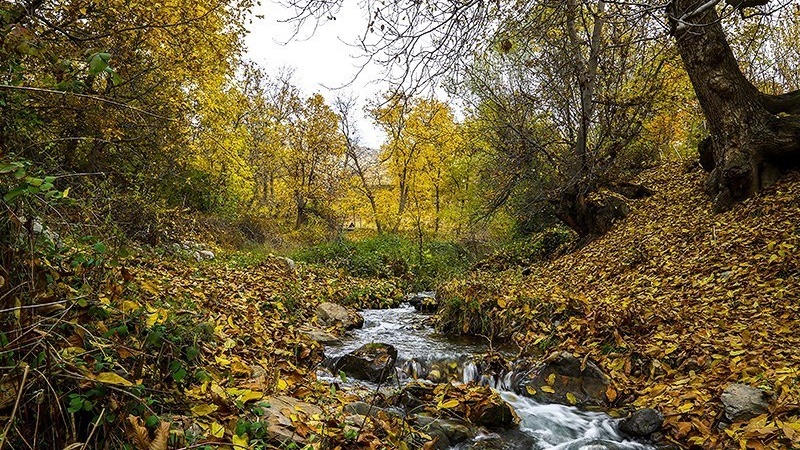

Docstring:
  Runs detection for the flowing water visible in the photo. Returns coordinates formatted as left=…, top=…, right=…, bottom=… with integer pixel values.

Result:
left=325, top=305, right=653, bottom=450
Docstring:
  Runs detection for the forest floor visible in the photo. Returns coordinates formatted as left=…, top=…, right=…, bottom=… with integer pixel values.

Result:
left=4, top=160, right=800, bottom=450
left=438, top=160, right=800, bottom=449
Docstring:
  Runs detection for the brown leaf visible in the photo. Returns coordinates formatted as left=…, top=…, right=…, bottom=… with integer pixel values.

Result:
left=605, top=385, right=617, bottom=403
left=149, top=421, right=170, bottom=450
left=125, top=416, right=150, bottom=450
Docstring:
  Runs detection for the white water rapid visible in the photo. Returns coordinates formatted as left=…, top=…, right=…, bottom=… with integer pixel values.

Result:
left=326, top=305, right=655, bottom=450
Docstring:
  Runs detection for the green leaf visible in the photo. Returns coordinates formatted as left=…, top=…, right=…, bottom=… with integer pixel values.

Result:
left=185, top=346, right=199, bottom=360
left=3, top=186, right=27, bottom=202
left=93, top=242, right=107, bottom=253
left=88, top=52, right=111, bottom=76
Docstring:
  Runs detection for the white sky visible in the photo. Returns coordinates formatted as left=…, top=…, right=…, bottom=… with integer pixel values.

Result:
left=243, top=1, right=388, bottom=149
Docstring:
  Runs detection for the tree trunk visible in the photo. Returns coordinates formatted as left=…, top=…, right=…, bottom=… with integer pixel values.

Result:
left=669, top=0, right=800, bottom=210
left=551, top=184, right=629, bottom=238
left=295, top=194, right=308, bottom=229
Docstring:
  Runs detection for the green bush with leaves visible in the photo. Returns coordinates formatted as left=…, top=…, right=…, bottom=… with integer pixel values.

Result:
left=292, top=233, right=476, bottom=291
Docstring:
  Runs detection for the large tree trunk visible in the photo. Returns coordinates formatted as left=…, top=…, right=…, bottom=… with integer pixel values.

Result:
left=551, top=183, right=630, bottom=238
left=669, top=0, right=800, bottom=210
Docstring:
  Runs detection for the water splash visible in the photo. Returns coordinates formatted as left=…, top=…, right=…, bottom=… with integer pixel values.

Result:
left=326, top=305, right=654, bottom=450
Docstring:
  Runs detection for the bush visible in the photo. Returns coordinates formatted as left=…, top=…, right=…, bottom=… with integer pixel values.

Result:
left=291, top=233, right=476, bottom=291
left=473, top=228, right=574, bottom=271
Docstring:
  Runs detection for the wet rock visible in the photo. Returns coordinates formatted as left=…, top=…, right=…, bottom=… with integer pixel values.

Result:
left=251, top=396, right=323, bottom=446
left=317, top=302, right=364, bottom=330
left=511, top=352, right=611, bottom=407
left=416, top=416, right=473, bottom=448
left=458, top=430, right=537, bottom=450
left=618, top=408, right=663, bottom=437
left=343, top=401, right=388, bottom=418
left=408, top=291, right=437, bottom=312
left=333, top=343, right=398, bottom=383
left=721, top=383, right=769, bottom=422
left=467, top=394, right=516, bottom=428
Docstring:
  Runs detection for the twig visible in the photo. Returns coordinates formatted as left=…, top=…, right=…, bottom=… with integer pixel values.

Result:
left=0, top=85, right=175, bottom=120
left=80, top=407, right=106, bottom=450
left=0, top=364, right=30, bottom=450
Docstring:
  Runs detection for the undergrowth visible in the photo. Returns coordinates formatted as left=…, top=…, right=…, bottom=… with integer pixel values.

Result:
left=292, top=233, right=477, bottom=291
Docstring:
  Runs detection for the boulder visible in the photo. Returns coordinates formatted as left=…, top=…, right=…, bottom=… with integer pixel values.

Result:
left=618, top=408, right=663, bottom=437
left=511, top=352, right=611, bottom=407
left=333, top=343, right=398, bottom=383
left=416, top=416, right=473, bottom=449
left=251, top=396, right=323, bottom=446
left=317, top=302, right=364, bottom=330
left=467, top=392, right=516, bottom=428
left=721, top=383, right=769, bottom=422
left=408, top=291, right=437, bottom=312
left=459, top=430, right=538, bottom=450
left=301, top=327, right=341, bottom=345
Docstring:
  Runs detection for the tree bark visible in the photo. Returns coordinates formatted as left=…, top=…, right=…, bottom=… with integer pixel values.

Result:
left=669, top=0, right=800, bottom=210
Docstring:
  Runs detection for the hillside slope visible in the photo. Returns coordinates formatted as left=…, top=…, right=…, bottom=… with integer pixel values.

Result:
left=439, top=161, right=800, bottom=448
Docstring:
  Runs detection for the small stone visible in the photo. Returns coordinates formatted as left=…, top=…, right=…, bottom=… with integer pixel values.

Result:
left=618, top=408, right=663, bottom=437
left=721, top=383, right=769, bottom=422
left=317, top=302, right=364, bottom=330
left=301, top=328, right=341, bottom=345
left=198, top=250, right=215, bottom=260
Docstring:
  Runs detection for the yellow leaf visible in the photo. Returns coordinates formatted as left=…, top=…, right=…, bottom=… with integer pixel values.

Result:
left=209, top=421, right=225, bottom=438
left=140, top=281, right=159, bottom=296
left=497, top=298, right=507, bottom=308
left=438, top=399, right=459, bottom=409
left=526, top=385, right=537, bottom=395
left=232, top=433, right=250, bottom=448
left=121, top=300, right=141, bottom=313
left=191, top=403, right=218, bottom=417
left=546, top=373, right=556, bottom=385
left=677, top=402, right=695, bottom=413
left=215, top=355, right=231, bottom=366
left=241, top=391, right=263, bottom=403
left=540, top=385, right=555, bottom=394
left=150, top=422, right=170, bottom=450
left=276, top=379, right=289, bottom=391
left=95, top=372, right=133, bottom=386
left=566, top=392, right=577, bottom=405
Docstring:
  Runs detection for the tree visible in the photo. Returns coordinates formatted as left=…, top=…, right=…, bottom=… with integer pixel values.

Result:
left=333, top=94, right=385, bottom=233
left=372, top=94, right=463, bottom=234
left=282, top=93, right=347, bottom=230
left=283, top=0, right=800, bottom=217
left=667, top=0, right=800, bottom=210
left=457, top=1, right=670, bottom=236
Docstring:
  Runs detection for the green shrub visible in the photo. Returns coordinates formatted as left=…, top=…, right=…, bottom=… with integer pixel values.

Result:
left=473, top=228, right=574, bottom=271
left=291, top=233, right=476, bottom=291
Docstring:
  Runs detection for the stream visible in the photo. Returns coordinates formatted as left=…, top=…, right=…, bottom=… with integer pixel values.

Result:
left=324, top=305, right=654, bottom=450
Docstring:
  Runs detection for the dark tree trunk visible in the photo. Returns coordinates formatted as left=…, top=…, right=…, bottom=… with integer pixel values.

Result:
left=669, top=0, right=800, bottom=210
left=551, top=184, right=630, bottom=238
left=295, top=194, right=308, bottom=229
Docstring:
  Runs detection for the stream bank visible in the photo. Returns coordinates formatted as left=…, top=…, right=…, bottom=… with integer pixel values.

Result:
left=319, top=305, right=663, bottom=450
